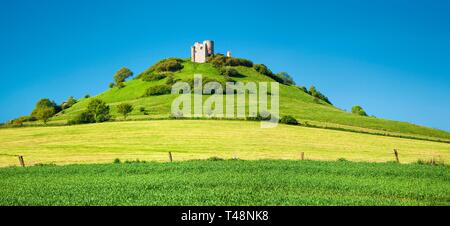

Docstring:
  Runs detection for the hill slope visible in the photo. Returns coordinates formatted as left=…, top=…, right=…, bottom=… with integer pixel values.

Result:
left=50, top=59, right=450, bottom=141
left=0, top=120, right=449, bottom=167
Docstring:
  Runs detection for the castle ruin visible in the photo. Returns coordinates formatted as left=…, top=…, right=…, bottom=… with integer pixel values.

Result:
left=191, top=40, right=214, bottom=63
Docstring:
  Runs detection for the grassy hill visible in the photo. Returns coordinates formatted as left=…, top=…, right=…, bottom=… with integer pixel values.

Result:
left=1, top=58, right=449, bottom=206
left=46, top=59, right=450, bottom=141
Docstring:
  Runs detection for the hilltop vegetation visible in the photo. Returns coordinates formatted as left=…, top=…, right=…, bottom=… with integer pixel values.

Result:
left=6, top=57, right=450, bottom=141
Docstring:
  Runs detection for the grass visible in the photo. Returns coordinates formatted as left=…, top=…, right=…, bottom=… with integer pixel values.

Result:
left=43, top=60, right=450, bottom=141
left=0, top=120, right=449, bottom=167
left=0, top=160, right=448, bottom=206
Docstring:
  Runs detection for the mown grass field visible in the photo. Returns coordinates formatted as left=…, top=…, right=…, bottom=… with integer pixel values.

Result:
left=0, top=120, right=449, bottom=167
left=0, top=160, right=448, bottom=206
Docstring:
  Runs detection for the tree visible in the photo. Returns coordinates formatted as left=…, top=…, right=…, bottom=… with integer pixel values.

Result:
left=31, top=98, right=60, bottom=120
left=69, top=99, right=111, bottom=125
left=62, top=96, right=77, bottom=110
left=117, top=103, right=133, bottom=119
left=113, top=67, right=133, bottom=88
left=309, top=86, right=318, bottom=96
left=75, top=111, right=95, bottom=124
left=309, top=86, right=332, bottom=105
left=66, top=96, right=77, bottom=106
left=351, top=105, right=368, bottom=116
left=253, top=64, right=272, bottom=76
left=35, top=107, right=55, bottom=124
left=86, top=99, right=111, bottom=122
left=276, top=72, right=296, bottom=85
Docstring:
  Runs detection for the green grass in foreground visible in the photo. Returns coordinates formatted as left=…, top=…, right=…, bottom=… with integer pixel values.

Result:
left=0, top=160, right=448, bottom=206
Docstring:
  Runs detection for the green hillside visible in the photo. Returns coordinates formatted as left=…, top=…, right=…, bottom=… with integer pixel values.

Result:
left=46, top=58, right=449, bottom=141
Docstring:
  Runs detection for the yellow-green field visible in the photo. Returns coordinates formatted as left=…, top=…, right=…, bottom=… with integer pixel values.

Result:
left=0, top=120, right=449, bottom=167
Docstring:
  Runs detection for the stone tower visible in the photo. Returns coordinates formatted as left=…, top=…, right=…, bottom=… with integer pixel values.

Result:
left=191, top=40, right=214, bottom=63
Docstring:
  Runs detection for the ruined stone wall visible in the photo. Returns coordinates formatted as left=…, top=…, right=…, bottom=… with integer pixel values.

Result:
left=191, top=40, right=214, bottom=63
left=192, top=42, right=207, bottom=63
left=204, top=40, right=214, bottom=56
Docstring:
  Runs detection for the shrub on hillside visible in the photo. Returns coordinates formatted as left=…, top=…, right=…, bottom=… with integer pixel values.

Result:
left=61, top=96, right=77, bottom=110
left=209, top=54, right=226, bottom=68
left=275, top=72, right=296, bottom=86
left=279, top=115, right=299, bottom=125
left=309, top=86, right=332, bottom=105
left=31, top=98, right=61, bottom=124
left=86, top=99, right=111, bottom=123
left=150, top=58, right=184, bottom=72
left=113, top=67, right=133, bottom=88
left=351, top=105, right=368, bottom=116
left=136, top=58, right=183, bottom=81
left=69, top=99, right=111, bottom=125
left=253, top=64, right=287, bottom=84
left=246, top=111, right=273, bottom=121
left=36, top=107, right=56, bottom=124
left=253, top=64, right=272, bottom=75
left=226, top=57, right=253, bottom=67
left=220, top=67, right=241, bottom=77
left=141, top=73, right=169, bottom=82
left=208, top=55, right=253, bottom=68
left=69, top=111, right=95, bottom=125
left=143, top=85, right=172, bottom=96
left=117, top=103, right=134, bottom=119
left=31, top=99, right=60, bottom=117
left=9, top=116, right=37, bottom=126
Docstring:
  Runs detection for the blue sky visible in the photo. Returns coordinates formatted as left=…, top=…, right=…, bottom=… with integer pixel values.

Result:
left=0, top=0, right=449, bottom=131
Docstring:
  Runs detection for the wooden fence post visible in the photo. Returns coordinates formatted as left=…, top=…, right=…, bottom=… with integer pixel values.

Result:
left=168, top=152, right=173, bottom=162
left=301, top=152, right=305, bottom=161
left=393, top=149, right=399, bottom=163
left=18, top=156, right=25, bottom=167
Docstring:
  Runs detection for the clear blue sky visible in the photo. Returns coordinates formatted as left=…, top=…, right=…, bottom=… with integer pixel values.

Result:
left=1, top=0, right=449, bottom=131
